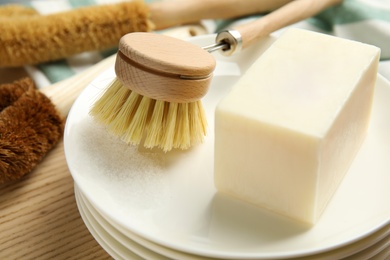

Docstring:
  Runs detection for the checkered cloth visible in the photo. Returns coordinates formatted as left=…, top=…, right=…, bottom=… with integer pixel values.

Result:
left=12, top=0, right=390, bottom=86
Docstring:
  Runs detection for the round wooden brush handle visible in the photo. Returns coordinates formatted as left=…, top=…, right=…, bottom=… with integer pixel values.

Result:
left=232, top=0, right=343, bottom=50
left=149, top=0, right=293, bottom=30
left=116, top=33, right=216, bottom=103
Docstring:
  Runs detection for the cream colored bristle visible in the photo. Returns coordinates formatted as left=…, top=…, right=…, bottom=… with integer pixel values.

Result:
left=90, top=79, right=208, bottom=152
left=174, top=103, right=190, bottom=150
left=122, top=96, right=152, bottom=145
left=108, top=90, right=142, bottom=136
left=144, top=100, right=164, bottom=148
left=191, top=100, right=207, bottom=144
left=160, top=102, right=178, bottom=151
left=90, top=78, right=129, bottom=124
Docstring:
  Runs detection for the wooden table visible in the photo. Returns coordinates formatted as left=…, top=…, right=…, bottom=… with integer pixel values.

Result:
left=0, top=63, right=113, bottom=259
left=0, top=140, right=111, bottom=259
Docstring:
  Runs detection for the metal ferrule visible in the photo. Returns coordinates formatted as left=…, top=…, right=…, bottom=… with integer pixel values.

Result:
left=215, top=29, right=243, bottom=56
left=202, top=29, right=243, bottom=56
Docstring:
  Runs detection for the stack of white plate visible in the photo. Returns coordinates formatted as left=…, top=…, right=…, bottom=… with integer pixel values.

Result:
left=65, top=35, right=390, bottom=260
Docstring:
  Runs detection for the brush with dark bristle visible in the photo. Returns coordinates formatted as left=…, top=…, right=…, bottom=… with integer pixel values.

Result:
left=0, top=78, right=64, bottom=183
left=90, top=33, right=216, bottom=152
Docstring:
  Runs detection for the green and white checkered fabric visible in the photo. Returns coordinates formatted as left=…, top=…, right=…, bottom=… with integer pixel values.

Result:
left=8, top=0, right=390, bottom=86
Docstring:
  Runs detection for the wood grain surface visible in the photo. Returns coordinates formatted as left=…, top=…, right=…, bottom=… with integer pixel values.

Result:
left=116, top=32, right=215, bottom=103
left=0, top=141, right=111, bottom=259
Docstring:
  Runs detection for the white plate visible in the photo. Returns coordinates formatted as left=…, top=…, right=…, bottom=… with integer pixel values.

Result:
left=74, top=185, right=142, bottom=260
left=75, top=184, right=202, bottom=260
left=65, top=34, right=390, bottom=259
left=76, top=183, right=390, bottom=260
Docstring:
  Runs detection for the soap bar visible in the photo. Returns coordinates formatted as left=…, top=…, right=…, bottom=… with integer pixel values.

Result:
left=214, top=28, right=380, bottom=224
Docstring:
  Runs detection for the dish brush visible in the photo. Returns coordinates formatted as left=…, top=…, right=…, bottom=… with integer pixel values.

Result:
left=90, top=0, right=342, bottom=152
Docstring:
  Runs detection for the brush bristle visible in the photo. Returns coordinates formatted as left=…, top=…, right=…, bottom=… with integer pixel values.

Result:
left=90, top=78, right=207, bottom=152
left=0, top=78, right=64, bottom=184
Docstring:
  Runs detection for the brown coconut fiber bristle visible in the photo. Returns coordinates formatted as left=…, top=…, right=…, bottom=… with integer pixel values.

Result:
left=0, top=4, right=39, bottom=17
left=0, top=78, right=64, bottom=184
left=0, top=1, right=152, bottom=67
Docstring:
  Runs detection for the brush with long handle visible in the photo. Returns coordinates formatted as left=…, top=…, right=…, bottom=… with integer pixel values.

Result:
left=0, top=0, right=292, bottom=68
left=90, top=0, right=343, bottom=152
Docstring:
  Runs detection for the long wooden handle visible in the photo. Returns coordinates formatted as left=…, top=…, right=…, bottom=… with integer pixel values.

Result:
left=234, top=0, right=343, bottom=49
left=149, top=0, right=293, bottom=30
left=40, top=55, right=116, bottom=117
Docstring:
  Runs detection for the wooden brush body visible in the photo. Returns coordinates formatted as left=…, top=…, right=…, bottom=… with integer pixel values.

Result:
left=116, top=33, right=216, bottom=103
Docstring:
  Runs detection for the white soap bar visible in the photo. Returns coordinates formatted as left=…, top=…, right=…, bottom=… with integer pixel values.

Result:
left=214, top=28, right=380, bottom=224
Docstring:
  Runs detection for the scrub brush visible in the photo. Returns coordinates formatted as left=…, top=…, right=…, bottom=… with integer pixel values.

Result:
left=90, top=0, right=342, bottom=152
left=0, top=55, right=115, bottom=184
left=0, top=78, right=64, bottom=183
left=91, top=33, right=215, bottom=152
